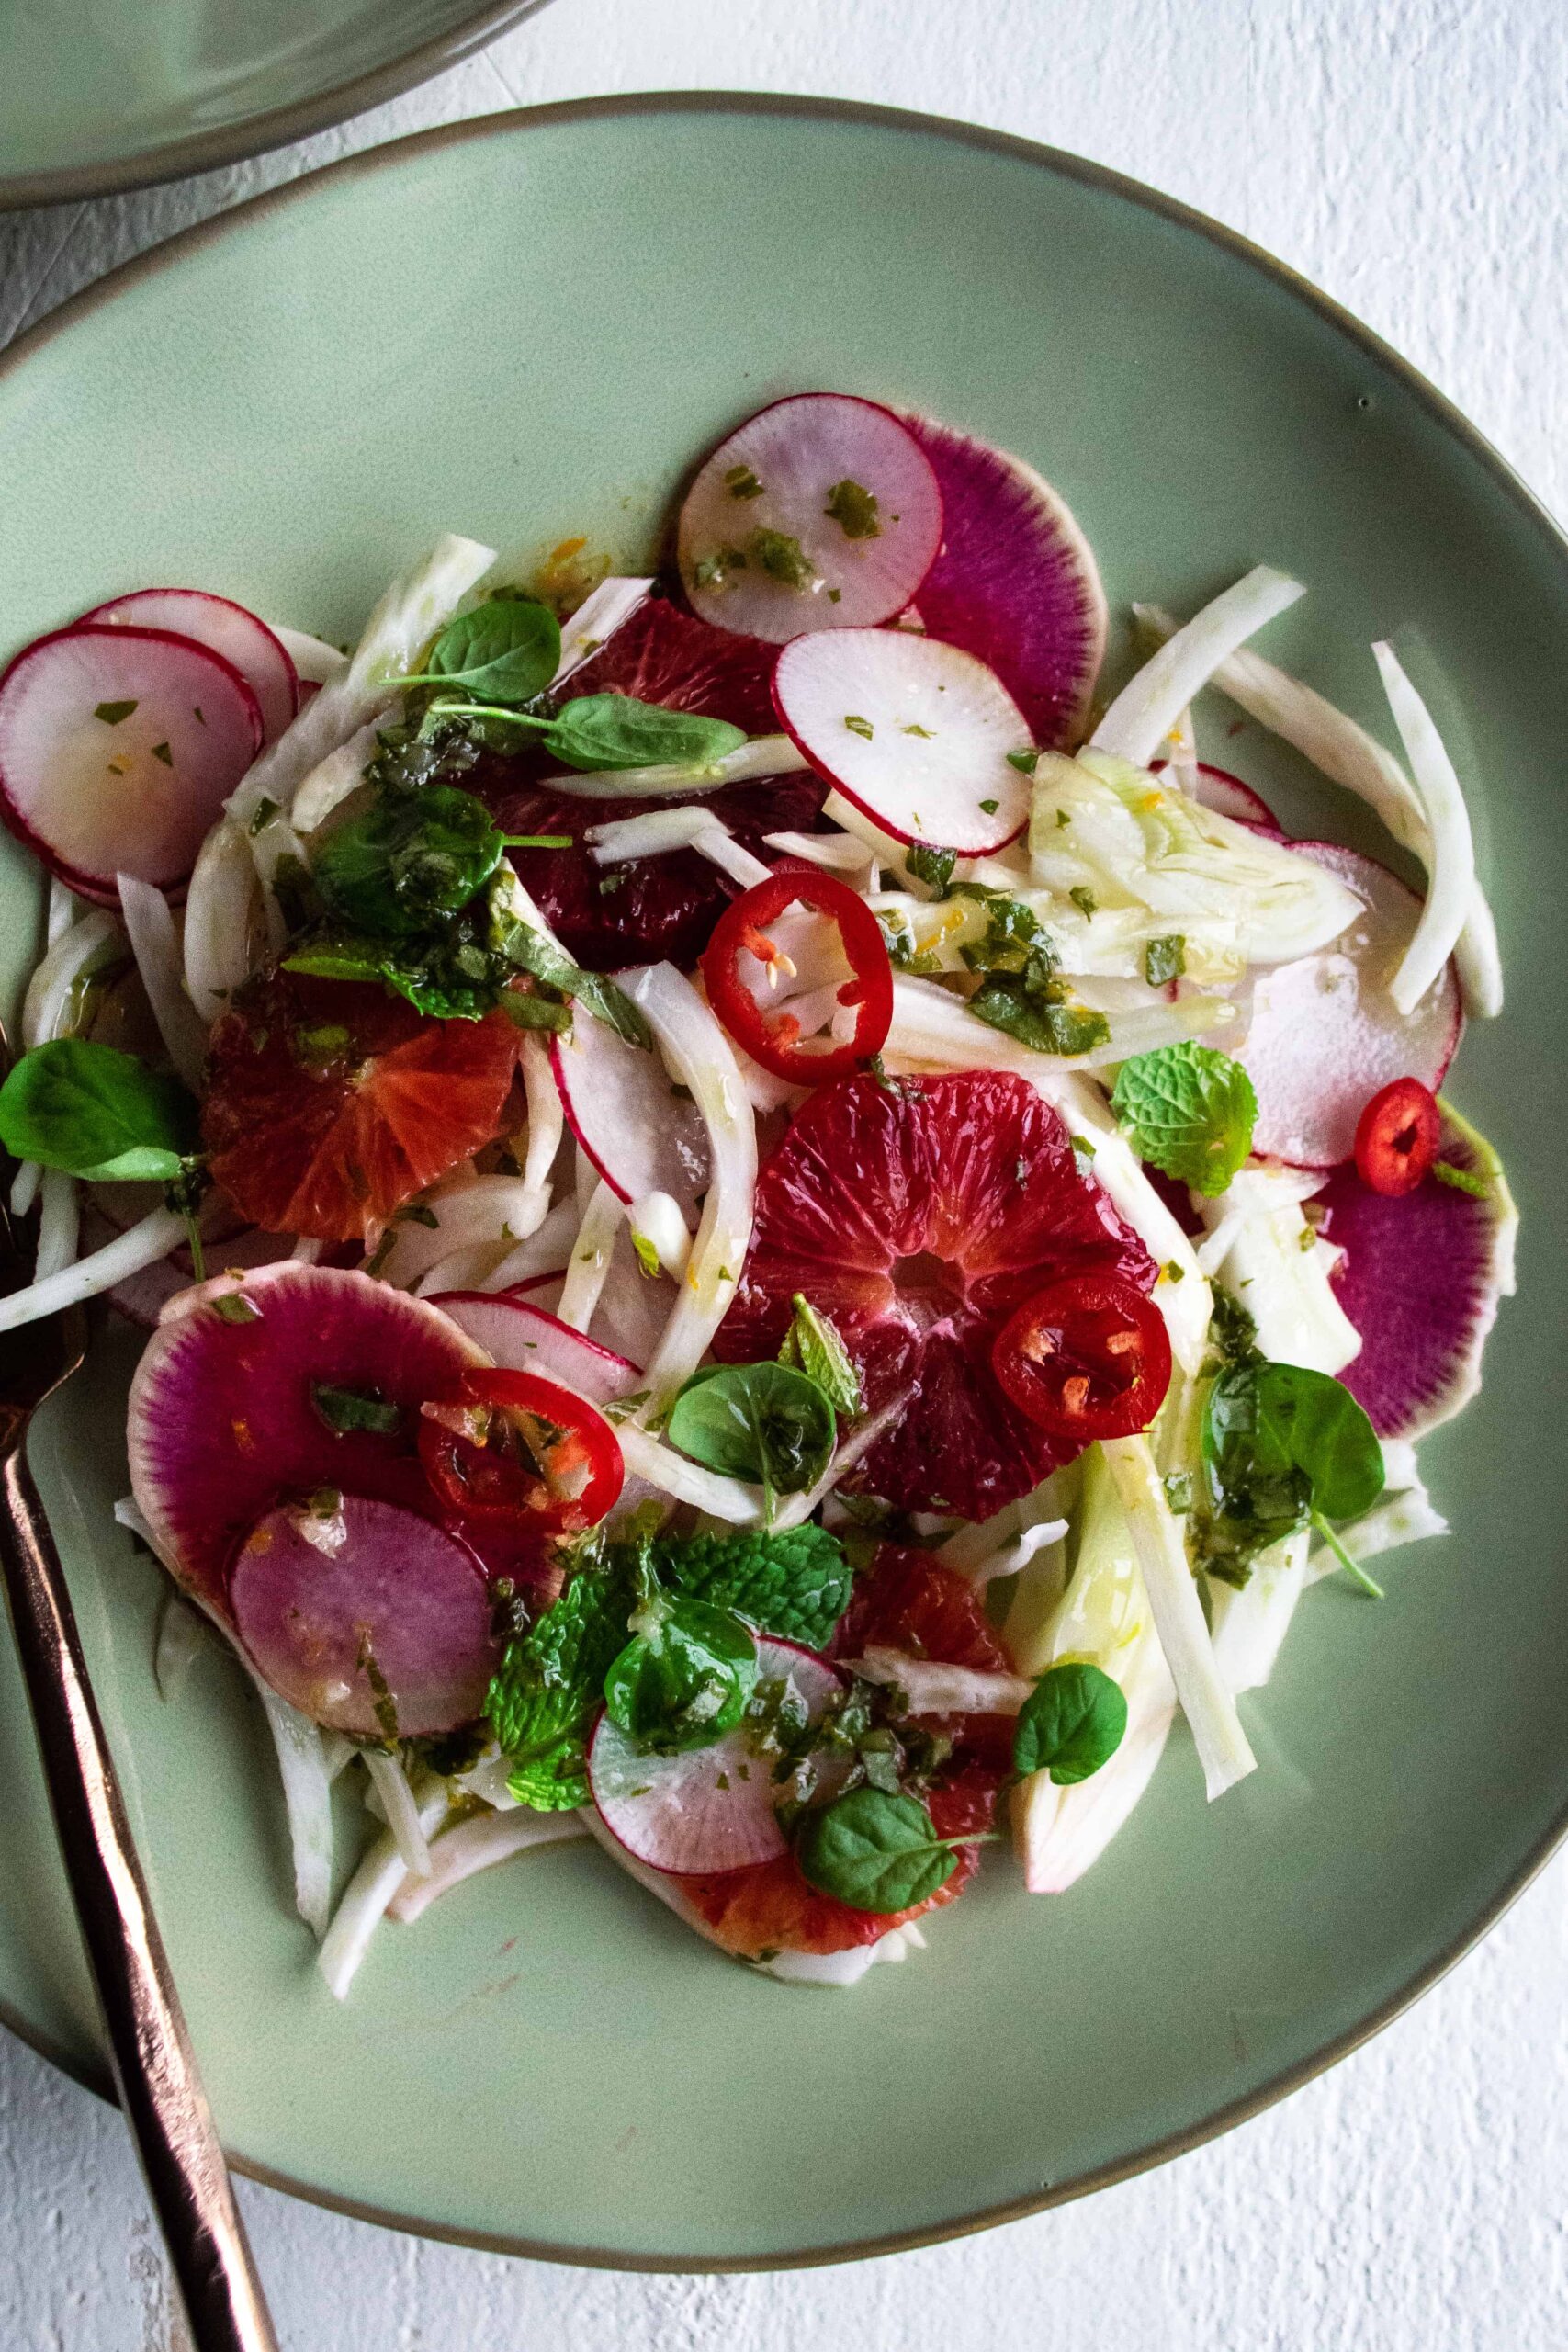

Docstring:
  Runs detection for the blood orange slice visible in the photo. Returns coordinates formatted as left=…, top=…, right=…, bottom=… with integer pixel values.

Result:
left=716, top=1070, right=1156, bottom=1519
left=202, top=972, right=520, bottom=1242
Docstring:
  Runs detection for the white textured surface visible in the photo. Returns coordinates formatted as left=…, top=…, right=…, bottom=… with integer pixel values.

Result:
left=3, top=4, right=1567, bottom=2344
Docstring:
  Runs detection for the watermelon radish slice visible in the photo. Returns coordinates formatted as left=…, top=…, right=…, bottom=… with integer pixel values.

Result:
left=231, top=1496, right=493, bottom=1736
left=548, top=1007, right=710, bottom=1216
left=126, top=1262, right=486, bottom=1612
left=1319, top=1101, right=1516, bottom=1440
left=678, top=394, right=942, bottom=643
left=77, top=589, right=299, bottom=742
left=590, top=1638, right=843, bottom=1875
left=430, top=1291, right=642, bottom=1405
left=773, top=629, right=1032, bottom=854
left=1235, top=842, right=1461, bottom=1167
left=0, top=625, right=263, bottom=899
left=899, top=415, right=1106, bottom=750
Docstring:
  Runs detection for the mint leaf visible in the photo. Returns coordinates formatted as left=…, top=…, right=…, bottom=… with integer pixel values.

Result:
left=777, top=1295, right=864, bottom=1417
left=494, top=916, right=651, bottom=1049
left=1111, top=1042, right=1257, bottom=1196
left=658, top=1523, right=852, bottom=1650
left=486, top=1560, right=636, bottom=1809
left=0, top=1039, right=197, bottom=1182
left=1013, top=1663, right=1127, bottom=1784
left=310, top=1383, right=400, bottom=1435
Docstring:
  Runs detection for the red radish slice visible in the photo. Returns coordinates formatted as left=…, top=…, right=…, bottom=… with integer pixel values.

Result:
left=126, top=1262, right=486, bottom=1612
left=431, top=1291, right=642, bottom=1404
left=1319, top=1102, right=1516, bottom=1440
left=899, top=415, right=1105, bottom=750
left=0, top=625, right=263, bottom=900
left=773, top=629, right=1032, bottom=854
left=590, top=1639, right=842, bottom=1875
left=231, top=1496, right=493, bottom=1736
left=1235, top=842, right=1461, bottom=1168
left=678, top=394, right=942, bottom=643
left=548, top=1003, right=711, bottom=1216
left=1191, top=763, right=1284, bottom=834
left=78, top=589, right=298, bottom=741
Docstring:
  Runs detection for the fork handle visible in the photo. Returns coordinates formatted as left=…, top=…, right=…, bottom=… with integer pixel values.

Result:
left=0, top=1444, right=278, bottom=2352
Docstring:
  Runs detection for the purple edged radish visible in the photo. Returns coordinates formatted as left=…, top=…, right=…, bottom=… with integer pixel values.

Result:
left=1235, top=842, right=1461, bottom=1167
left=899, top=413, right=1106, bottom=749
left=548, top=1004, right=710, bottom=1217
left=231, top=1497, right=494, bottom=1736
left=1319, top=1102, right=1516, bottom=1440
left=0, top=625, right=263, bottom=899
left=1191, top=764, right=1284, bottom=835
left=126, top=1263, right=486, bottom=1611
left=678, top=394, right=942, bottom=642
left=430, top=1292, right=643, bottom=1405
left=590, top=1639, right=843, bottom=1875
left=772, top=628, right=1033, bottom=854
left=77, top=589, right=299, bottom=741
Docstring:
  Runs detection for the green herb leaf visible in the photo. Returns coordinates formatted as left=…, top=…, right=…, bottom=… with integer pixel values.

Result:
left=0, top=1039, right=197, bottom=1182
left=1198, top=1358, right=1385, bottom=1586
left=311, top=781, right=506, bottom=938
left=543, top=694, right=746, bottom=775
left=212, top=1292, right=261, bottom=1326
left=1432, top=1159, right=1490, bottom=1200
left=95, top=699, right=137, bottom=725
left=968, top=968, right=1111, bottom=1057
left=1007, top=750, right=1040, bottom=775
left=844, top=714, right=875, bottom=741
left=796, top=1787, right=965, bottom=1913
left=1145, top=934, right=1187, bottom=986
left=777, top=1294, right=864, bottom=1416
left=1013, top=1662, right=1127, bottom=1784
left=824, top=478, right=881, bottom=539
left=310, top=1383, right=400, bottom=1436
left=906, top=842, right=957, bottom=897
left=750, top=528, right=816, bottom=588
left=1067, top=885, right=1098, bottom=918
left=404, top=598, right=561, bottom=706
left=666, top=1362, right=837, bottom=1501
left=495, top=915, right=651, bottom=1049
left=604, top=1580, right=758, bottom=1755
left=487, top=1560, right=637, bottom=1809
left=656, top=1522, right=852, bottom=1649
left=1111, top=1042, right=1258, bottom=1197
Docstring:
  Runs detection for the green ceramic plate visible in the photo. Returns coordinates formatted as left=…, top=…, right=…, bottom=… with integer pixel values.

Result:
left=0, top=0, right=552, bottom=209
left=1, top=96, right=1564, bottom=2270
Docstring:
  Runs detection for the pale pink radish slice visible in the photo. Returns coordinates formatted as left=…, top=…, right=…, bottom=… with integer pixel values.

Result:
left=678, top=394, right=942, bottom=643
left=1235, top=842, right=1461, bottom=1167
left=773, top=628, right=1032, bottom=854
left=1192, top=763, right=1284, bottom=834
left=127, top=1262, right=486, bottom=1613
left=430, top=1291, right=642, bottom=1404
left=590, top=1638, right=843, bottom=1876
left=0, top=625, right=263, bottom=900
left=107, top=1222, right=303, bottom=1330
left=1320, top=1101, right=1516, bottom=1440
left=77, top=589, right=299, bottom=741
left=548, top=1003, right=710, bottom=1216
left=899, top=414, right=1105, bottom=749
left=231, top=1496, right=493, bottom=1736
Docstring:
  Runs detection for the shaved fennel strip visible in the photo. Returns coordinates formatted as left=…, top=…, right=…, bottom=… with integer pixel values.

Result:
left=8, top=1161, right=40, bottom=1219
left=362, top=1748, right=433, bottom=1879
left=34, top=1168, right=80, bottom=1283
left=534, top=734, right=807, bottom=802
left=885, top=972, right=1235, bottom=1080
left=586, top=808, right=718, bottom=862
left=625, top=966, right=758, bottom=1410
left=288, top=720, right=380, bottom=836
left=518, top=1032, right=564, bottom=1202
left=228, top=532, right=496, bottom=829
left=183, top=817, right=261, bottom=1023
left=21, top=906, right=120, bottom=1050
left=615, top=1424, right=764, bottom=1524
left=0, top=1206, right=186, bottom=1333
left=772, top=1393, right=908, bottom=1531
left=267, top=624, right=348, bottom=685
left=1090, top=566, right=1305, bottom=766
left=1306, top=1487, right=1449, bottom=1583
left=961, top=1518, right=1071, bottom=1589
left=1134, top=603, right=1501, bottom=1017
left=552, top=577, right=654, bottom=685
left=253, top=1685, right=336, bottom=1937
left=115, top=873, right=208, bottom=1090
left=318, top=1778, right=452, bottom=1999
left=1371, top=642, right=1476, bottom=1014
left=761, top=829, right=877, bottom=876
left=380, top=1173, right=551, bottom=1289
left=46, top=877, right=78, bottom=943
left=1101, top=1435, right=1257, bottom=1799
left=388, top=1806, right=588, bottom=1924
left=556, top=1182, right=623, bottom=1332
left=846, top=1649, right=1035, bottom=1713
left=483, top=1196, right=578, bottom=1292
left=152, top=1589, right=205, bottom=1703
left=694, top=827, right=772, bottom=890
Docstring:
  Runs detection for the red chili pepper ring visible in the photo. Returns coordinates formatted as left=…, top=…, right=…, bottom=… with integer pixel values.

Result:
left=701, top=868, right=894, bottom=1083
left=1353, top=1076, right=1441, bottom=1198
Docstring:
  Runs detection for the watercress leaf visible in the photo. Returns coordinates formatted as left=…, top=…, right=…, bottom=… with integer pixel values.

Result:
left=796, top=1786, right=960, bottom=1913
left=0, top=1039, right=197, bottom=1182
left=1013, top=1662, right=1127, bottom=1784
left=656, top=1523, right=852, bottom=1649
left=543, top=694, right=747, bottom=774
left=1197, top=1357, right=1384, bottom=1584
left=310, top=782, right=505, bottom=938
left=604, top=1595, right=758, bottom=1754
left=310, top=1383, right=401, bottom=1436
left=412, top=599, right=561, bottom=706
left=667, top=1362, right=837, bottom=1496
left=1111, top=1042, right=1258, bottom=1197
left=1251, top=1362, right=1386, bottom=1522
left=494, top=917, right=652, bottom=1049
left=776, top=1295, right=864, bottom=1417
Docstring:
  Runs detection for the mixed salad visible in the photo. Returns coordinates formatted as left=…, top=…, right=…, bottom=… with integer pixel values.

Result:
left=0, top=393, right=1516, bottom=1992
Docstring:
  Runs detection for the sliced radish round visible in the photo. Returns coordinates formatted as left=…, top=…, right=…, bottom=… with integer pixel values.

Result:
left=1191, top=763, right=1284, bottom=835
left=430, top=1291, right=642, bottom=1404
left=0, top=625, right=263, bottom=900
left=231, top=1495, right=493, bottom=1736
left=590, top=1638, right=843, bottom=1876
left=108, top=1223, right=303, bottom=1330
left=548, top=1003, right=710, bottom=1216
left=678, top=394, right=942, bottom=643
left=773, top=628, right=1032, bottom=854
left=1319, top=1102, right=1516, bottom=1440
left=127, top=1262, right=486, bottom=1612
left=1235, top=842, right=1461, bottom=1167
left=899, top=414, right=1106, bottom=749
left=77, top=590, right=299, bottom=741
